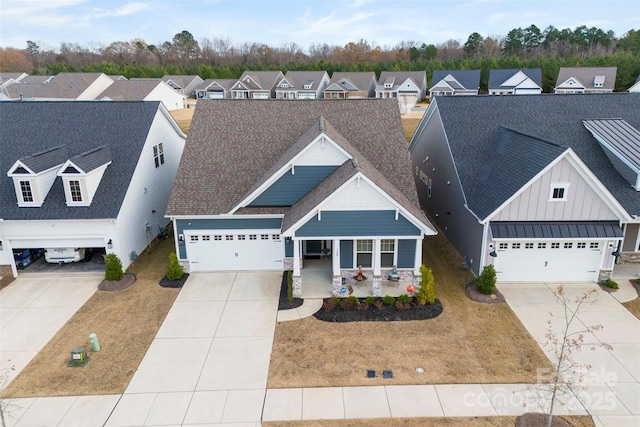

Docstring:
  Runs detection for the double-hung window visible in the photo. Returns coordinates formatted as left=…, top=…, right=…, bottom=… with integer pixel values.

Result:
left=380, top=239, right=395, bottom=267
left=153, top=143, right=165, bottom=168
left=356, top=240, right=373, bottom=268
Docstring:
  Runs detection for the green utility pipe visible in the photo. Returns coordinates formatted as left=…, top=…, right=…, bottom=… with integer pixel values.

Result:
left=89, top=333, right=100, bottom=352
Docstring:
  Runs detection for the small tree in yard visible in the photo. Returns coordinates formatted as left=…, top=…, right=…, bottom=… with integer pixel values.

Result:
left=527, top=285, right=612, bottom=427
left=475, top=264, right=496, bottom=295
left=0, top=363, right=16, bottom=427
left=166, top=252, right=184, bottom=281
left=415, top=264, right=436, bottom=305
left=104, top=253, right=124, bottom=281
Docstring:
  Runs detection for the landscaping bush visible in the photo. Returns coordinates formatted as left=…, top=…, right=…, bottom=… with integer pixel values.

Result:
left=382, top=295, right=395, bottom=305
left=603, top=278, right=619, bottom=289
left=104, top=253, right=124, bottom=281
left=416, top=264, right=436, bottom=305
left=322, top=298, right=336, bottom=312
left=475, top=264, right=497, bottom=295
left=373, top=300, right=384, bottom=310
left=364, top=296, right=376, bottom=305
left=166, top=252, right=184, bottom=281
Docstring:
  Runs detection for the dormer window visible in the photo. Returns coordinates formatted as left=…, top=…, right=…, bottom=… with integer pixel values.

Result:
left=7, top=144, right=67, bottom=207
left=20, top=181, right=34, bottom=203
left=280, top=83, right=290, bottom=88
left=594, top=76, right=605, bottom=87
left=58, top=145, right=112, bottom=207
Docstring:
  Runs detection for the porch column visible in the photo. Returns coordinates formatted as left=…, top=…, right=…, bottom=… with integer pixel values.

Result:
left=373, top=239, right=382, bottom=276
left=332, top=239, right=341, bottom=276
left=292, top=239, right=302, bottom=297
left=413, top=238, right=423, bottom=285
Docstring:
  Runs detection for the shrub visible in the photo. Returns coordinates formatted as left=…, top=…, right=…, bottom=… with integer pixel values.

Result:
left=364, top=296, right=376, bottom=305
left=603, top=278, right=619, bottom=289
left=415, top=265, right=436, bottom=305
left=330, top=296, right=341, bottom=306
left=398, top=294, right=412, bottom=304
left=475, top=264, right=497, bottom=295
left=373, top=300, right=384, bottom=310
left=356, top=301, right=369, bottom=311
left=348, top=295, right=359, bottom=306
left=340, top=298, right=353, bottom=311
left=322, top=298, right=336, bottom=312
left=166, top=252, right=184, bottom=281
left=382, top=295, right=395, bottom=305
left=287, top=271, right=293, bottom=303
left=104, top=253, right=124, bottom=281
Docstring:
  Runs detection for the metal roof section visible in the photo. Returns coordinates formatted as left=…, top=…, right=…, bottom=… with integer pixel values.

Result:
left=583, top=119, right=640, bottom=190
left=490, top=221, right=623, bottom=239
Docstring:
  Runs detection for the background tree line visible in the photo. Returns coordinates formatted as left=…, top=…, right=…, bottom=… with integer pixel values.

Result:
left=1, top=26, right=639, bottom=93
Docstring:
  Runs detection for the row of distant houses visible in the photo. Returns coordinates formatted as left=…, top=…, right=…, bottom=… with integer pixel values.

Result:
left=2, top=67, right=638, bottom=113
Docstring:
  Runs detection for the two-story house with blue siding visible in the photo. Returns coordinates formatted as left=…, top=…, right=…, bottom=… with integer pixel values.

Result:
left=166, top=99, right=436, bottom=297
left=409, top=93, right=640, bottom=283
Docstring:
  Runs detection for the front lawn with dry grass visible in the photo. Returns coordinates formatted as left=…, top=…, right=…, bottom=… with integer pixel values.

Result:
left=267, top=230, right=553, bottom=389
left=1, top=238, right=180, bottom=398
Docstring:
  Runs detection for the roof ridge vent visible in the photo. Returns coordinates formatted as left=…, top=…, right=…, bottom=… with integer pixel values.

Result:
left=319, top=116, right=325, bottom=133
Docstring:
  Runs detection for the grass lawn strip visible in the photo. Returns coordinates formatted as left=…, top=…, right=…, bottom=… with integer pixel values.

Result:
left=267, top=229, right=553, bottom=388
left=0, top=237, right=179, bottom=398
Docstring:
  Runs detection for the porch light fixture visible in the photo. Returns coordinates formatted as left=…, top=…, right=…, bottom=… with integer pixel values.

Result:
left=0, top=240, right=3, bottom=251
left=611, top=250, right=621, bottom=257
left=107, top=239, right=113, bottom=249
left=489, top=244, right=497, bottom=258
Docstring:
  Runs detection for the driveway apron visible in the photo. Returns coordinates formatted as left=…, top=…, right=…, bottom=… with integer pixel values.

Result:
left=498, top=282, right=640, bottom=427
left=0, top=274, right=101, bottom=389
left=104, top=271, right=280, bottom=426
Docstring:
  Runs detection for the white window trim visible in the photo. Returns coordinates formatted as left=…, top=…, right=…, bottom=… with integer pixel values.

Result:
left=549, top=182, right=569, bottom=202
left=380, top=239, right=397, bottom=268
left=354, top=239, right=374, bottom=268
left=18, top=179, right=36, bottom=205
left=153, top=143, right=165, bottom=168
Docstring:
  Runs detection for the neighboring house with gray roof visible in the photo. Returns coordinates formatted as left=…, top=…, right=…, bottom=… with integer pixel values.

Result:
left=409, top=93, right=640, bottom=282
left=488, top=69, right=542, bottom=95
left=429, top=70, right=480, bottom=97
left=324, top=72, right=376, bottom=99
left=231, top=71, right=284, bottom=99
left=375, top=71, right=427, bottom=113
left=275, top=71, right=330, bottom=100
left=160, top=75, right=204, bottom=98
left=195, top=78, right=236, bottom=99
left=554, top=67, right=617, bottom=93
left=2, top=72, right=114, bottom=100
left=0, top=72, right=28, bottom=90
left=98, top=79, right=186, bottom=110
left=0, top=101, right=186, bottom=277
left=166, top=99, right=436, bottom=297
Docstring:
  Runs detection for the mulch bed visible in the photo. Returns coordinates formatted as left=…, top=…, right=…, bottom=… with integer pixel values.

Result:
left=278, top=272, right=303, bottom=310
left=515, top=412, right=575, bottom=427
left=465, top=283, right=506, bottom=303
left=98, top=274, right=136, bottom=291
left=313, top=298, right=443, bottom=322
left=159, top=273, right=189, bottom=288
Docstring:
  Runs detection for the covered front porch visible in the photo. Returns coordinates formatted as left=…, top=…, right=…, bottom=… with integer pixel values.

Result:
left=299, top=258, right=413, bottom=298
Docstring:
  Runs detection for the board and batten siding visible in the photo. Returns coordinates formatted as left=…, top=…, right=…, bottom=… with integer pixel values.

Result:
left=115, top=108, right=185, bottom=267
left=492, top=157, right=620, bottom=222
left=250, top=166, right=339, bottom=206
left=295, top=210, right=421, bottom=237
left=147, top=83, right=186, bottom=111
left=175, top=217, right=283, bottom=259
left=321, top=178, right=397, bottom=211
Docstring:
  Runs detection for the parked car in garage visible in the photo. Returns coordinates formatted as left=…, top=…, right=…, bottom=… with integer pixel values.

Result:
left=44, top=248, right=91, bottom=264
left=13, top=249, right=44, bottom=269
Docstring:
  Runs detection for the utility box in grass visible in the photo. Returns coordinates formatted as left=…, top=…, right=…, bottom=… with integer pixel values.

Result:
left=68, top=348, right=88, bottom=367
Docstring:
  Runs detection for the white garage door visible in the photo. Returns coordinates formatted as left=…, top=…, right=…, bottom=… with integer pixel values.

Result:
left=10, top=237, right=106, bottom=249
left=494, top=241, right=603, bottom=282
left=186, top=229, right=283, bottom=271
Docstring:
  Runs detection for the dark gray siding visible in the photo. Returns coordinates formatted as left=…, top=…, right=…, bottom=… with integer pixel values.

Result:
left=295, top=210, right=421, bottom=237
left=250, top=166, right=339, bottom=206
left=397, top=239, right=416, bottom=268
left=175, top=217, right=283, bottom=258
left=409, top=105, right=484, bottom=274
left=623, top=223, right=639, bottom=251
left=340, top=240, right=353, bottom=268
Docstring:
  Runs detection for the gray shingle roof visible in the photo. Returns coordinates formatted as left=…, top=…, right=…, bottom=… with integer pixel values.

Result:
left=17, top=145, right=68, bottom=173
left=97, top=79, right=164, bottom=100
left=555, top=67, right=617, bottom=91
left=431, top=70, right=480, bottom=91
left=235, top=71, right=284, bottom=91
left=488, top=69, right=542, bottom=90
left=430, top=93, right=640, bottom=219
left=196, top=79, right=237, bottom=91
left=377, top=71, right=426, bottom=90
left=0, top=101, right=162, bottom=220
left=327, top=72, right=376, bottom=92
left=68, top=145, right=112, bottom=173
left=166, top=99, right=428, bottom=230
left=280, top=71, right=328, bottom=90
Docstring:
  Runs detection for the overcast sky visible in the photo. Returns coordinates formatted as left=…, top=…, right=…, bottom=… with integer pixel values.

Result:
left=1, top=0, right=638, bottom=51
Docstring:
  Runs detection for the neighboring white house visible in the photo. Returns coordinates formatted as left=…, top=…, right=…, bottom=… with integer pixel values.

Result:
left=488, top=69, right=543, bottom=95
left=98, top=79, right=186, bottom=110
left=429, top=70, right=480, bottom=97
left=161, top=75, right=204, bottom=98
left=554, top=67, right=617, bottom=93
left=275, top=71, right=330, bottom=100
left=231, top=71, right=284, bottom=99
left=0, top=101, right=186, bottom=277
left=195, top=79, right=236, bottom=99
left=375, top=71, right=427, bottom=113
left=2, top=72, right=115, bottom=101
left=628, top=76, right=640, bottom=93
left=323, top=72, right=376, bottom=99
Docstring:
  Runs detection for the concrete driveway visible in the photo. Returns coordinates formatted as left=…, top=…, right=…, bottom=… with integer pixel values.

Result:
left=0, top=273, right=101, bottom=388
left=498, top=282, right=640, bottom=426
